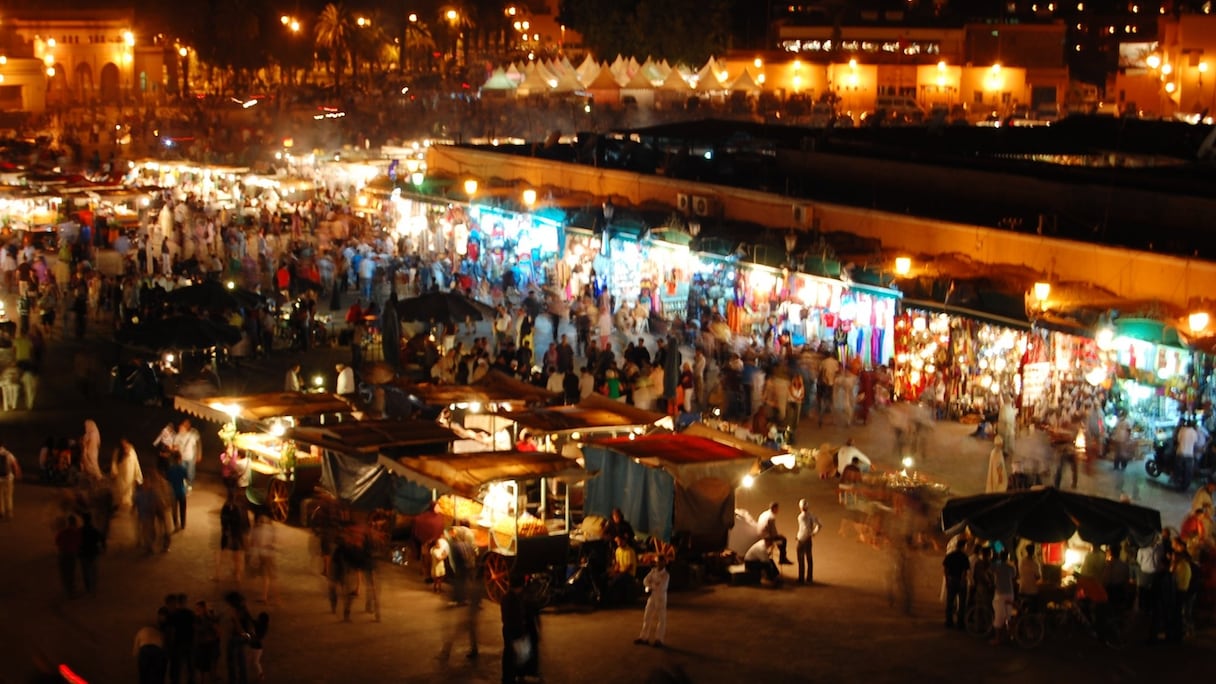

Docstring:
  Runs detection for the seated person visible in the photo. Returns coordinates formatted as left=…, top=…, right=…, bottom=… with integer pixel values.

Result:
left=836, top=439, right=872, bottom=475
left=743, top=537, right=782, bottom=587
left=606, top=535, right=638, bottom=604
left=603, top=507, right=635, bottom=545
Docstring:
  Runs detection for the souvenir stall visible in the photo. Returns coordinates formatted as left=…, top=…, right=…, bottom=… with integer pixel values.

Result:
left=0, top=189, right=63, bottom=246
left=561, top=227, right=605, bottom=302
left=638, top=229, right=702, bottom=322
left=728, top=261, right=785, bottom=339
left=470, top=203, right=563, bottom=291
left=1018, top=328, right=1105, bottom=426
left=1100, top=319, right=1190, bottom=441
left=783, top=274, right=900, bottom=367
left=893, top=310, right=1026, bottom=415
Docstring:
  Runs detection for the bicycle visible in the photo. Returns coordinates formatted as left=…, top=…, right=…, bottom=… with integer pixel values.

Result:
left=1043, top=598, right=1132, bottom=649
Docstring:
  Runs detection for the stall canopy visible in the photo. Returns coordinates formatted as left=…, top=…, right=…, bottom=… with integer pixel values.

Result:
left=173, top=393, right=353, bottom=425
left=379, top=451, right=581, bottom=500
left=503, top=394, right=668, bottom=433
left=679, top=422, right=788, bottom=462
left=288, top=419, right=457, bottom=454
left=581, top=434, right=760, bottom=544
left=401, top=370, right=558, bottom=407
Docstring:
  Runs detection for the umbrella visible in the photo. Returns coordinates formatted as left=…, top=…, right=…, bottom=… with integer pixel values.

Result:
left=395, top=291, right=496, bottom=323
left=165, top=280, right=265, bottom=310
left=940, top=487, right=1162, bottom=546
left=117, top=316, right=242, bottom=351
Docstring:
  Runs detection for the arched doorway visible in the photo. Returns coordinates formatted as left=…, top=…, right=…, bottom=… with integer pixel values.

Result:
left=99, top=62, right=120, bottom=103
left=74, top=62, right=94, bottom=102
left=49, top=63, right=70, bottom=104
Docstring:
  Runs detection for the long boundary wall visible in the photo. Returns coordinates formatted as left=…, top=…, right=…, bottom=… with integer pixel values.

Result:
left=427, top=145, right=1216, bottom=313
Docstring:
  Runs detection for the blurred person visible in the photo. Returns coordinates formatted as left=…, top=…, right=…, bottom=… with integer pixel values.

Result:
left=111, top=436, right=144, bottom=509
left=193, top=600, right=222, bottom=680
left=756, top=501, right=792, bottom=565
left=223, top=592, right=254, bottom=684
left=214, top=490, right=250, bottom=584
left=0, top=440, right=21, bottom=519
left=795, top=498, right=822, bottom=585
left=54, top=514, right=82, bottom=598
left=943, top=540, right=970, bottom=629
left=78, top=512, right=103, bottom=596
left=249, top=512, right=280, bottom=605
left=439, top=525, right=482, bottom=661
left=283, top=363, right=302, bottom=393
left=986, top=436, right=1008, bottom=493
left=636, top=555, right=671, bottom=647
left=80, top=419, right=103, bottom=482
left=175, top=419, right=201, bottom=487
left=990, top=550, right=1016, bottom=645
left=335, top=362, right=356, bottom=397
left=133, top=615, right=168, bottom=684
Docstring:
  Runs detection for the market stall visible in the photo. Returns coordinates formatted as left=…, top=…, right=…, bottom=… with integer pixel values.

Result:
left=579, top=433, right=761, bottom=548
left=173, top=392, right=354, bottom=520
left=379, top=450, right=582, bottom=601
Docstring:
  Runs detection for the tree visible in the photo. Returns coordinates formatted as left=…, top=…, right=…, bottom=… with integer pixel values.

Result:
left=558, top=0, right=730, bottom=65
left=314, top=3, right=351, bottom=89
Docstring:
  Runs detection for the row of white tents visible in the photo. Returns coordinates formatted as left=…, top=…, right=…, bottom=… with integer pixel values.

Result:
left=481, top=54, right=761, bottom=102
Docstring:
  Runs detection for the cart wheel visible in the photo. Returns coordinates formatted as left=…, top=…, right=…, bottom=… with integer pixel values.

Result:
left=1145, top=459, right=1161, bottom=478
left=483, top=553, right=512, bottom=604
left=267, top=478, right=291, bottom=523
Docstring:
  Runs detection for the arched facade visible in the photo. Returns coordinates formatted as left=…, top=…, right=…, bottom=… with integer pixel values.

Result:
left=74, top=62, right=93, bottom=100
left=99, top=62, right=120, bottom=102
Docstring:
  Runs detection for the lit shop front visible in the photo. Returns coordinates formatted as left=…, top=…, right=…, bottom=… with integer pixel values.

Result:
left=1098, top=319, right=1192, bottom=437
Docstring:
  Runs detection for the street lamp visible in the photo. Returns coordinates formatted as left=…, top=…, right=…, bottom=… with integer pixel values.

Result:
left=1033, top=281, right=1051, bottom=305
left=521, top=188, right=537, bottom=209
left=463, top=178, right=478, bottom=198
left=894, top=257, right=912, bottom=276
left=1189, top=311, right=1210, bottom=335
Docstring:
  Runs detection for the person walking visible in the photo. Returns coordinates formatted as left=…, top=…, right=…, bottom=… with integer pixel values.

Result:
left=0, top=441, right=21, bottom=520
left=943, top=540, right=971, bottom=630
left=165, top=594, right=195, bottom=684
left=223, top=592, right=253, bottom=684
left=166, top=453, right=189, bottom=531
left=795, top=498, right=822, bottom=585
left=111, top=436, right=144, bottom=509
left=500, top=575, right=541, bottom=683
left=78, top=512, right=103, bottom=596
left=133, top=618, right=168, bottom=684
left=440, top=526, right=482, bottom=662
left=215, top=490, right=250, bottom=584
left=55, top=514, right=83, bottom=598
left=175, top=419, right=201, bottom=488
left=80, top=419, right=103, bottom=482
left=986, top=436, right=1009, bottom=493
left=249, top=512, right=280, bottom=605
left=635, top=555, right=670, bottom=647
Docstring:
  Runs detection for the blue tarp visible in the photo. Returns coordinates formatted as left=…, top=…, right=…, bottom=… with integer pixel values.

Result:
left=582, top=444, right=675, bottom=542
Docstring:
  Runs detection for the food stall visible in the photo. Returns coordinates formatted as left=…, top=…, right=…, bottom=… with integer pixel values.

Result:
left=398, top=370, right=559, bottom=450
left=501, top=394, right=673, bottom=450
left=379, top=450, right=582, bottom=602
left=580, top=433, right=761, bottom=548
left=287, top=419, right=458, bottom=524
left=173, top=392, right=354, bottom=520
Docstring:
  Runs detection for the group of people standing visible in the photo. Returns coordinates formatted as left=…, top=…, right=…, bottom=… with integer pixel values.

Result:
left=133, top=591, right=269, bottom=684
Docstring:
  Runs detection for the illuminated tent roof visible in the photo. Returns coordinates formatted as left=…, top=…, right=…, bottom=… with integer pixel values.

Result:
left=576, top=55, right=600, bottom=83
left=728, top=69, right=761, bottom=93
left=657, top=69, right=692, bottom=92
left=482, top=67, right=517, bottom=91
left=379, top=450, right=581, bottom=499
left=516, top=62, right=553, bottom=96
left=551, top=67, right=585, bottom=94
left=288, top=419, right=457, bottom=454
left=585, top=63, right=622, bottom=90
left=587, top=433, right=760, bottom=481
left=693, top=63, right=722, bottom=91
left=503, top=394, right=665, bottom=433
left=398, top=369, right=558, bottom=407
left=173, top=393, right=353, bottom=425
left=621, top=68, right=655, bottom=90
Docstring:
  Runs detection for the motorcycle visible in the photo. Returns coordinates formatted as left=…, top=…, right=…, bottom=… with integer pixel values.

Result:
left=1145, top=436, right=1216, bottom=490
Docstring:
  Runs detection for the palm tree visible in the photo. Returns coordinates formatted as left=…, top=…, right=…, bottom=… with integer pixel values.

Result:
left=314, top=3, right=351, bottom=89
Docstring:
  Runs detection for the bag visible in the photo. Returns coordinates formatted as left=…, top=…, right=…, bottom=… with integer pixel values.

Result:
left=512, top=635, right=533, bottom=665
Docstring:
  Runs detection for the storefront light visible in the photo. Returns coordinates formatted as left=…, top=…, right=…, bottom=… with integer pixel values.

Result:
left=912, top=317, right=927, bottom=332
left=979, top=375, right=992, bottom=388
left=1189, top=311, right=1210, bottom=335
left=994, top=357, right=1007, bottom=372
left=1085, top=367, right=1107, bottom=386
left=1157, top=366, right=1173, bottom=380
left=1095, top=326, right=1115, bottom=351
left=894, top=257, right=911, bottom=275
left=1033, top=281, right=1051, bottom=303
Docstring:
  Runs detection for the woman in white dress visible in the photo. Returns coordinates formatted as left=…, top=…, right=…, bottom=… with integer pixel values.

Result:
left=110, top=437, right=143, bottom=508
left=80, top=420, right=103, bottom=481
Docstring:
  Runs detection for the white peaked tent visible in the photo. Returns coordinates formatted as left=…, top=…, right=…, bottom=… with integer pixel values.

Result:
left=609, top=54, right=628, bottom=81
left=516, top=62, right=553, bottom=97
left=551, top=66, right=585, bottom=94
left=693, top=62, right=723, bottom=91
left=584, top=63, right=622, bottom=104
left=620, top=67, right=656, bottom=107
left=627, top=56, right=641, bottom=78
left=560, top=56, right=576, bottom=74
left=728, top=69, right=761, bottom=93
left=506, top=63, right=523, bottom=84
left=640, top=57, right=666, bottom=85
left=577, top=54, right=599, bottom=83
left=482, top=67, right=518, bottom=96
left=657, top=68, right=693, bottom=107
